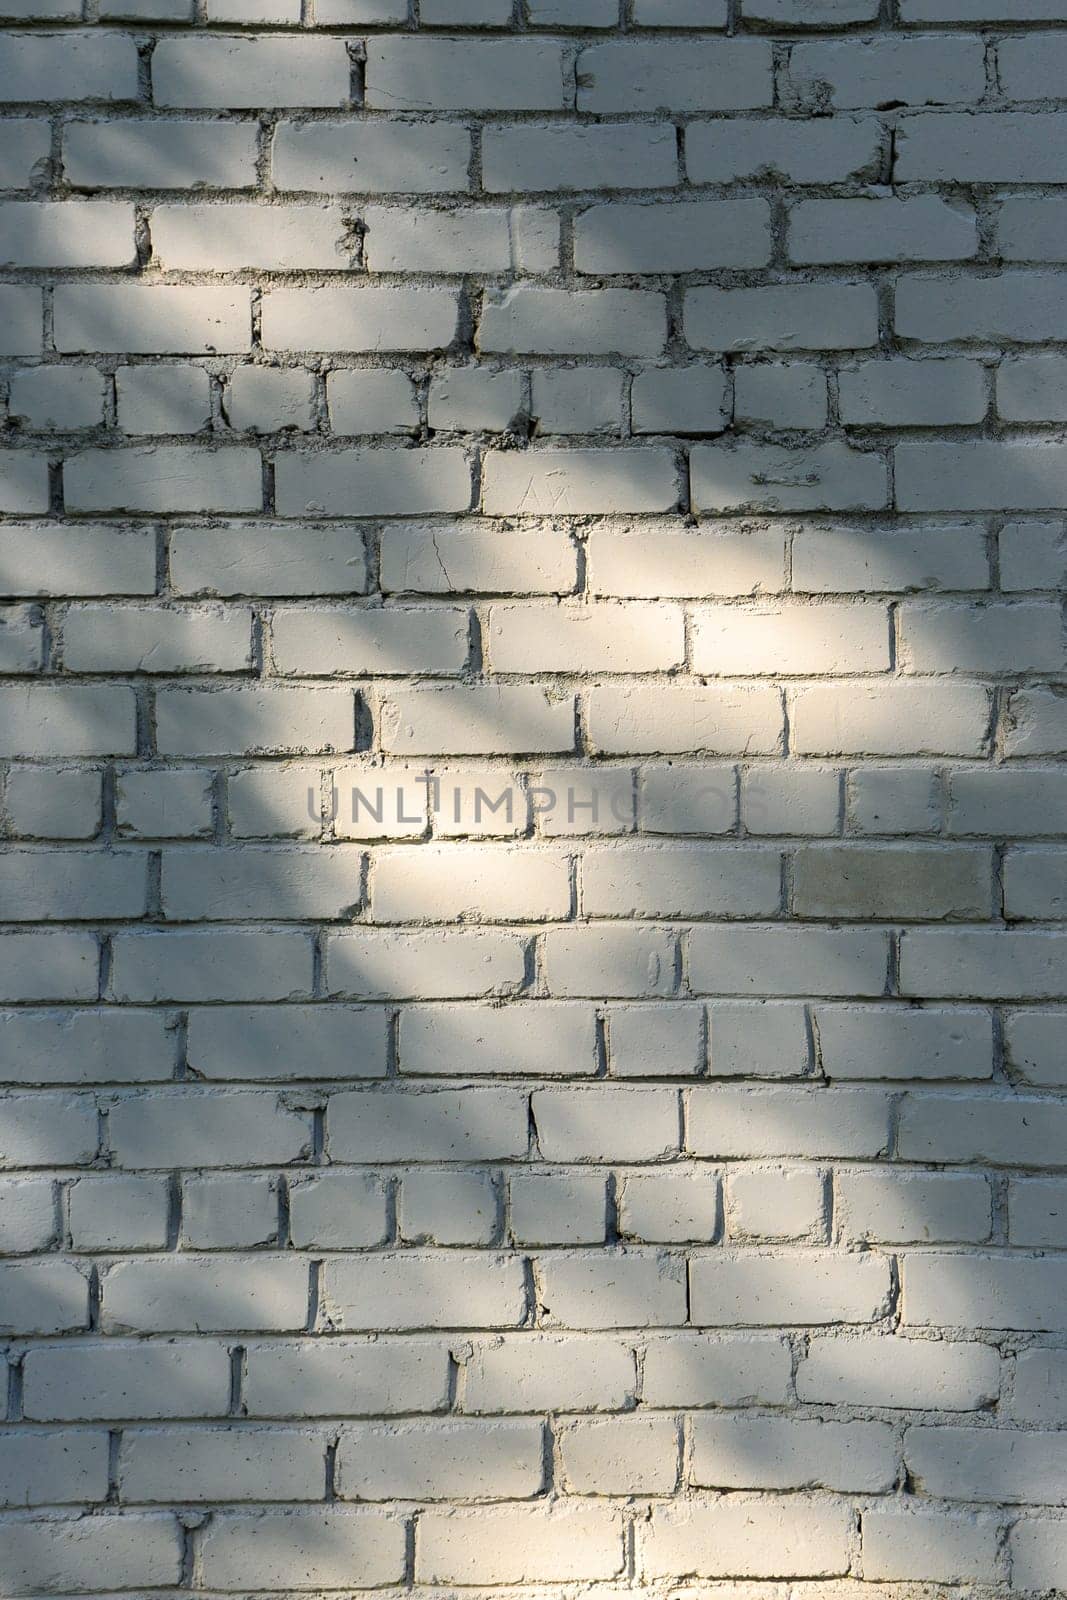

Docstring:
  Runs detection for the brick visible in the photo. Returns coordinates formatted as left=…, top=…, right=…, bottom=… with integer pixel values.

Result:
left=6, top=767, right=102, bottom=841
left=381, top=683, right=574, bottom=755
left=483, top=123, right=676, bottom=192
left=326, top=929, right=526, bottom=998
left=116, top=366, right=212, bottom=434
left=693, top=600, right=889, bottom=674
left=156, top=685, right=353, bottom=756
left=110, top=1089, right=310, bottom=1167
left=1009, top=1520, right=1067, bottom=1593
left=542, top=925, right=677, bottom=997
left=862, top=1507, right=1001, bottom=1584
left=559, top=1414, right=677, bottom=1495
left=788, top=36, right=984, bottom=109
left=365, top=37, right=566, bottom=110
left=329, top=370, right=419, bottom=435
left=187, top=1005, right=387, bottom=1081
left=70, top=1174, right=169, bottom=1251
left=262, top=287, right=459, bottom=353
left=690, top=1250, right=892, bottom=1326
left=531, top=1085, right=679, bottom=1161
left=0, top=119, right=49, bottom=186
left=799, top=1334, right=999, bottom=1408
left=576, top=39, right=772, bottom=112
left=815, top=1003, right=993, bottom=1080
left=200, top=1509, right=405, bottom=1590
left=273, top=604, right=468, bottom=676
left=692, top=442, right=887, bottom=513
left=480, top=287, right=666, bottom=357
left=339, top=1419, right=542, bottom=1499
left=276, top=449, right=470, bottom=517
left=182, top=1173, right=279, bottom=1248
left=792, top=842, right=991, bottom=920
left=906, top=1424, right=1067, bottom=1504
left=243, top=1339, right=448, bottom=1416
left=792, top=196, right=975, bottom=266
left=328, top=1086, right=527, bottom=1161
left=323, top=1252, right=526, bottom=1329
left=0, top=200, right=134, bottom=267
left=0, top=1176, right=54, bottom=1253
left=65, top=446, right=261, bottom=514
left=689, top=1085, right=890, bottom=1158
left=0, top=32, right=138, bottom=101
left=0, top=933, right=100, bottom=1003
left=1004, top=1009, right=1067, bottom=1086
left=638, top=764, right=736, bottom=835
left=642, top=1497, right=853, bottom=1580
left=463, top=1334, right=635, bottom=1412
left=55, top=285, right=249, bottom=354
left=904, top=1254, right=1067, bottom=1331
left=416, top=1503, right=623, bottom=1584
left=153, top=36, right=349, bottom=107
left=708, top=1001, right=811, bottom=1077
left=588, top=525, right=785, bottom=598
left=692, top=1414, right=895, bottom=1493
left=273, top=119, right=469, bottom=193
left=171, top=522, right=367, bottom=598
left=0, top=287, right=40, bottom=354
left=690, top=926, right=889, bottom=996
left=227, top=367, right=315, bottom=433
left=111, top=928, right=313, bottom=1003
left=734, top=361, right=827, bottom=429
left=686, top=283, right=878, bottom=352
left=727, top=1166, right=825, bottom=1240
left=582, top=842, right=780, bottom=918
left=641, top=1332, right=791, bottom=1405
left=1005, top=687, right=1067, bottom=757
left=65, top=118, right=256, bottom=187
left=619, top=1168, right=718, bottom=1242
left=793, top=524, right=988, bottom=592
left=9, top=366, right=104, bottom=430
left=791, top=681, right=991, bottom=757
left=899, top=928, right=1067, bottom=999
left=1012, top=1348, right=1067, bottom=1423
left=531, top=367, right=623, bottom=434
left=510, top=1171, right=607, bottom=1243
left=688, top=114, right=880, bottom=183
left=574, top=199, right=770, bottom=274
left=0, top=1515, right=181, bottom=1593
left=401, top=1168, right=497, bottom=1245
left=536, top=1248, right=686, bottom=1328
left=898, top=1090, right=1067, bottom=1167
left=998, top=196, right=1067, bottom=262
left=896, top=270, right=1067, bottom=344
left=0, top=1259, right=89, bottom=1333
left=848, top=766, right=941, bottom=834
left=587, top=684, right=783, bottom=756
left=631, top=365, right=730, bottom=436
left=839, top=1168, right=991, bottom=1243
left=840, top=357, right=986, bottom=427
left=372, top=843, right=567, bottom=922
left=1010, top=1176, right=1067, bottom=1246
left=24, top=1340, right=230, bottom=1421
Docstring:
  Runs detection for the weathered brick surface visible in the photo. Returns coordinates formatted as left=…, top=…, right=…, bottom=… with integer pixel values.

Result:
left=0, top=2, right=1060, bottom=1594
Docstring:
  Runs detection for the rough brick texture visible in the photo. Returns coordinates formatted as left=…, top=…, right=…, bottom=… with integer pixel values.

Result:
left=0, top=0, right=1063, bottom=1595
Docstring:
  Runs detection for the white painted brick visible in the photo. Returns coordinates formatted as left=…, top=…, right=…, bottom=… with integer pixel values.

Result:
left=690, top=1250, right=892, bottom=1326
left=326, top=928, right=526, bottom=998
left=691, top=926, right=889, bottom=996
left=328, top=370, right=418, bottom=436
left=200, top=1508, right=405, bottom=1590
left=484, top=122, right=675, bottom=192
left=727, top=1166, right=825, bottom=1241
left=608, top=1001, right=703, bottom=1076
left=587, top=683, right=783, bottom=756
left=558, top=1414, right=678, bottom=1494
left=153, top=36, right=350, bottom=107
left=787, top=35, right=984, bottom=108
left=576, top=39, right=772, bottom=112
left=509, top=1170, right=607, bottom=1243
left=401, top=1169, right=498, bottom=1245
left=638, top=763, right=737, bottom=834
left=641, top=1332, right=791, bottom=1405
left=69, top=1175, right=169, bottom=1250
left=542, top=925, right=677, bottom=997
left=288, top=1171, right=387, bottom=1248
left=323, top=1252, right=526, bottom=1330
left=581, top=842, right=781, bottom=918
left=273, top=120, right=470, bottom=193
left=904, top=1253, right=1067, bottom=1331
left=686, top=283, right=878, bottom=352
left=328, top=1086, right=528, bottom=1160
left=480, top=287, right=666, bottom=357
left=688, top=114, right=880, bottom=182
left=101, top=1257, right=308, bottom=1333
left=591, top=526, right=785, bottom=599
left=23, top=1340, right=231, bottom=1420
left=861, top=1507, right=1001, bottom=1584
left=0, top=1177, right=55, bottom=1253
left=272, top=604, right=468, bottom=676
left=535, top=1248, right=687, bottom=1328
left=618, top=1168, right=718, bottom=1242
left=65, top=118, right=257, bottom=187
left=242, top=1339, right=449, bottom=1417
left=276, top=448, right=470, bottom=516
left=798, top=1334, right=1000, bottom=1409
left=416, top=1503, right=623, bottom=1584
left=794, top=525, right=989, bottom=592
left=531, top=366, right=623, bottom=434
left=9, top=366, right=104, bottom=430
left=838, top=1169, right=991, bottom=1243
left=462, top=1333, right=635, bottom=1412
left=0, top=1515, right=181, bottom=1593
left=262, top=286, right=459, bottom=353
left=642, top=1496, right=853, bottom=1579
left=364, top=37, right=568, bottom=111
left=182, top=1174, right=279, bottom=1248
left=691, top=1414, right=895, bottom=1492
left=791, top=681, right=992, bottom=757
left=340, top=1418, right=543, bottom=1501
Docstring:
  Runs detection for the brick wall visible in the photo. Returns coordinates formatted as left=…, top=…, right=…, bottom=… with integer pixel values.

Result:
left=0, top=0, right=1065, bottom=1591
